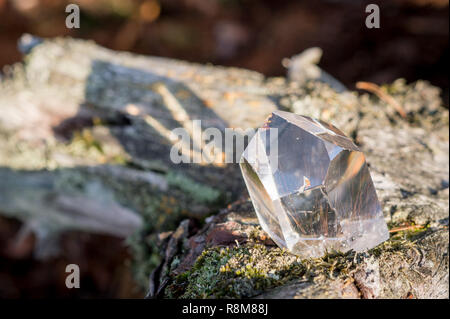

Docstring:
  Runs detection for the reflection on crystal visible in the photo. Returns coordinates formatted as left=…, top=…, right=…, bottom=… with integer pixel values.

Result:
left=240, top=110, right=389, bottom=258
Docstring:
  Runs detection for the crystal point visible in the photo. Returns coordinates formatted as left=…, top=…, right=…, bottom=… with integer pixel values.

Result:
left=240, top=110, right=389, bottom=257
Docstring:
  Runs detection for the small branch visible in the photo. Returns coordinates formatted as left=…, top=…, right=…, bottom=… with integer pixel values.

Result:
left=389, top=225, right=424, bottom=233
left=356, top=81, right=407, bottom=118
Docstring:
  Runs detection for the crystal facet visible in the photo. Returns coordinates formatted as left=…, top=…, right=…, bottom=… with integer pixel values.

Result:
left=240, top=110, right=389, bottom=258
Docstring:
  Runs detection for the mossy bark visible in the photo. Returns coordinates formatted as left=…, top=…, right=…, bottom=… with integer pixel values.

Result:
left=0, top=35, right=448, bottom=297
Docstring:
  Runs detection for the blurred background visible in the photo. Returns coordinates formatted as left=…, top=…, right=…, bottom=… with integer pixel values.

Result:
left=0, top=0, right=448, bottom=298
left=0, top=0, right=448, bottom=101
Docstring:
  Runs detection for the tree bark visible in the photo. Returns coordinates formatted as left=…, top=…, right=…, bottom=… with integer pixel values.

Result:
left=0, top=35, right=448, bottom=298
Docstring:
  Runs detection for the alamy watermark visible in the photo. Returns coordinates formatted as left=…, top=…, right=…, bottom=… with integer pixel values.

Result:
left=65, top=3, right=380, bottom=30
left=365, top=4, right=380, bottom=29
left=65, top=264, right=80, bottom=289
left=65, top=4, right=80, bottom=29
left=122, top=81, right=279, bottom=174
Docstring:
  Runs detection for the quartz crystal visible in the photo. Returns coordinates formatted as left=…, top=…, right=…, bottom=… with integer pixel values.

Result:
left=240, top=110, right=389, bottom=258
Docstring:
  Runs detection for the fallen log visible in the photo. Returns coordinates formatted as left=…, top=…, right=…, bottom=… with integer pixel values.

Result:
left=0, top=35, right=448, bottom=297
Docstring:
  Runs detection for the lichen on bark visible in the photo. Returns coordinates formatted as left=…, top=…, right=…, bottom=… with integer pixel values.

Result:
left=0, top=36, right=447, bottom=298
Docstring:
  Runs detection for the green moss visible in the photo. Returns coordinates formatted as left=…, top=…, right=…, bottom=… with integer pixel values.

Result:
left=165, top=243, right=360, bottom=299
left=165, top=227, right=428, bottom=299
left=166, top=171, right=221, bottom=204
left=387, top=221, right=431, bottom=242
left=66, top=127, right=130, bottom=165
left=52, top=168, right=192, bottom=289
left=368, top=235, right=417, bottom=259
left=126, top=232, right=163, bottom=289
left=105, top=171, right=224, bottom=289
left=0, top=126, right=130, bottom=170
left=404, top=225, right=431, bottom=240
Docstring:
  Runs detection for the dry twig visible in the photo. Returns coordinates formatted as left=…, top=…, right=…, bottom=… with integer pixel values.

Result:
left=356, top=81, right=407, bottom=118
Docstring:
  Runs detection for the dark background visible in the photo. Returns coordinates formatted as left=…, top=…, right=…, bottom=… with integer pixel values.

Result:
left=0, top=0, right=448, bottom=101
left=0, top=0, right=448, bottom=298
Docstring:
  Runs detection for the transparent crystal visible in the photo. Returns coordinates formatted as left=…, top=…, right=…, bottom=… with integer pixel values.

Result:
left=240, top=110, right=389, bottom=258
